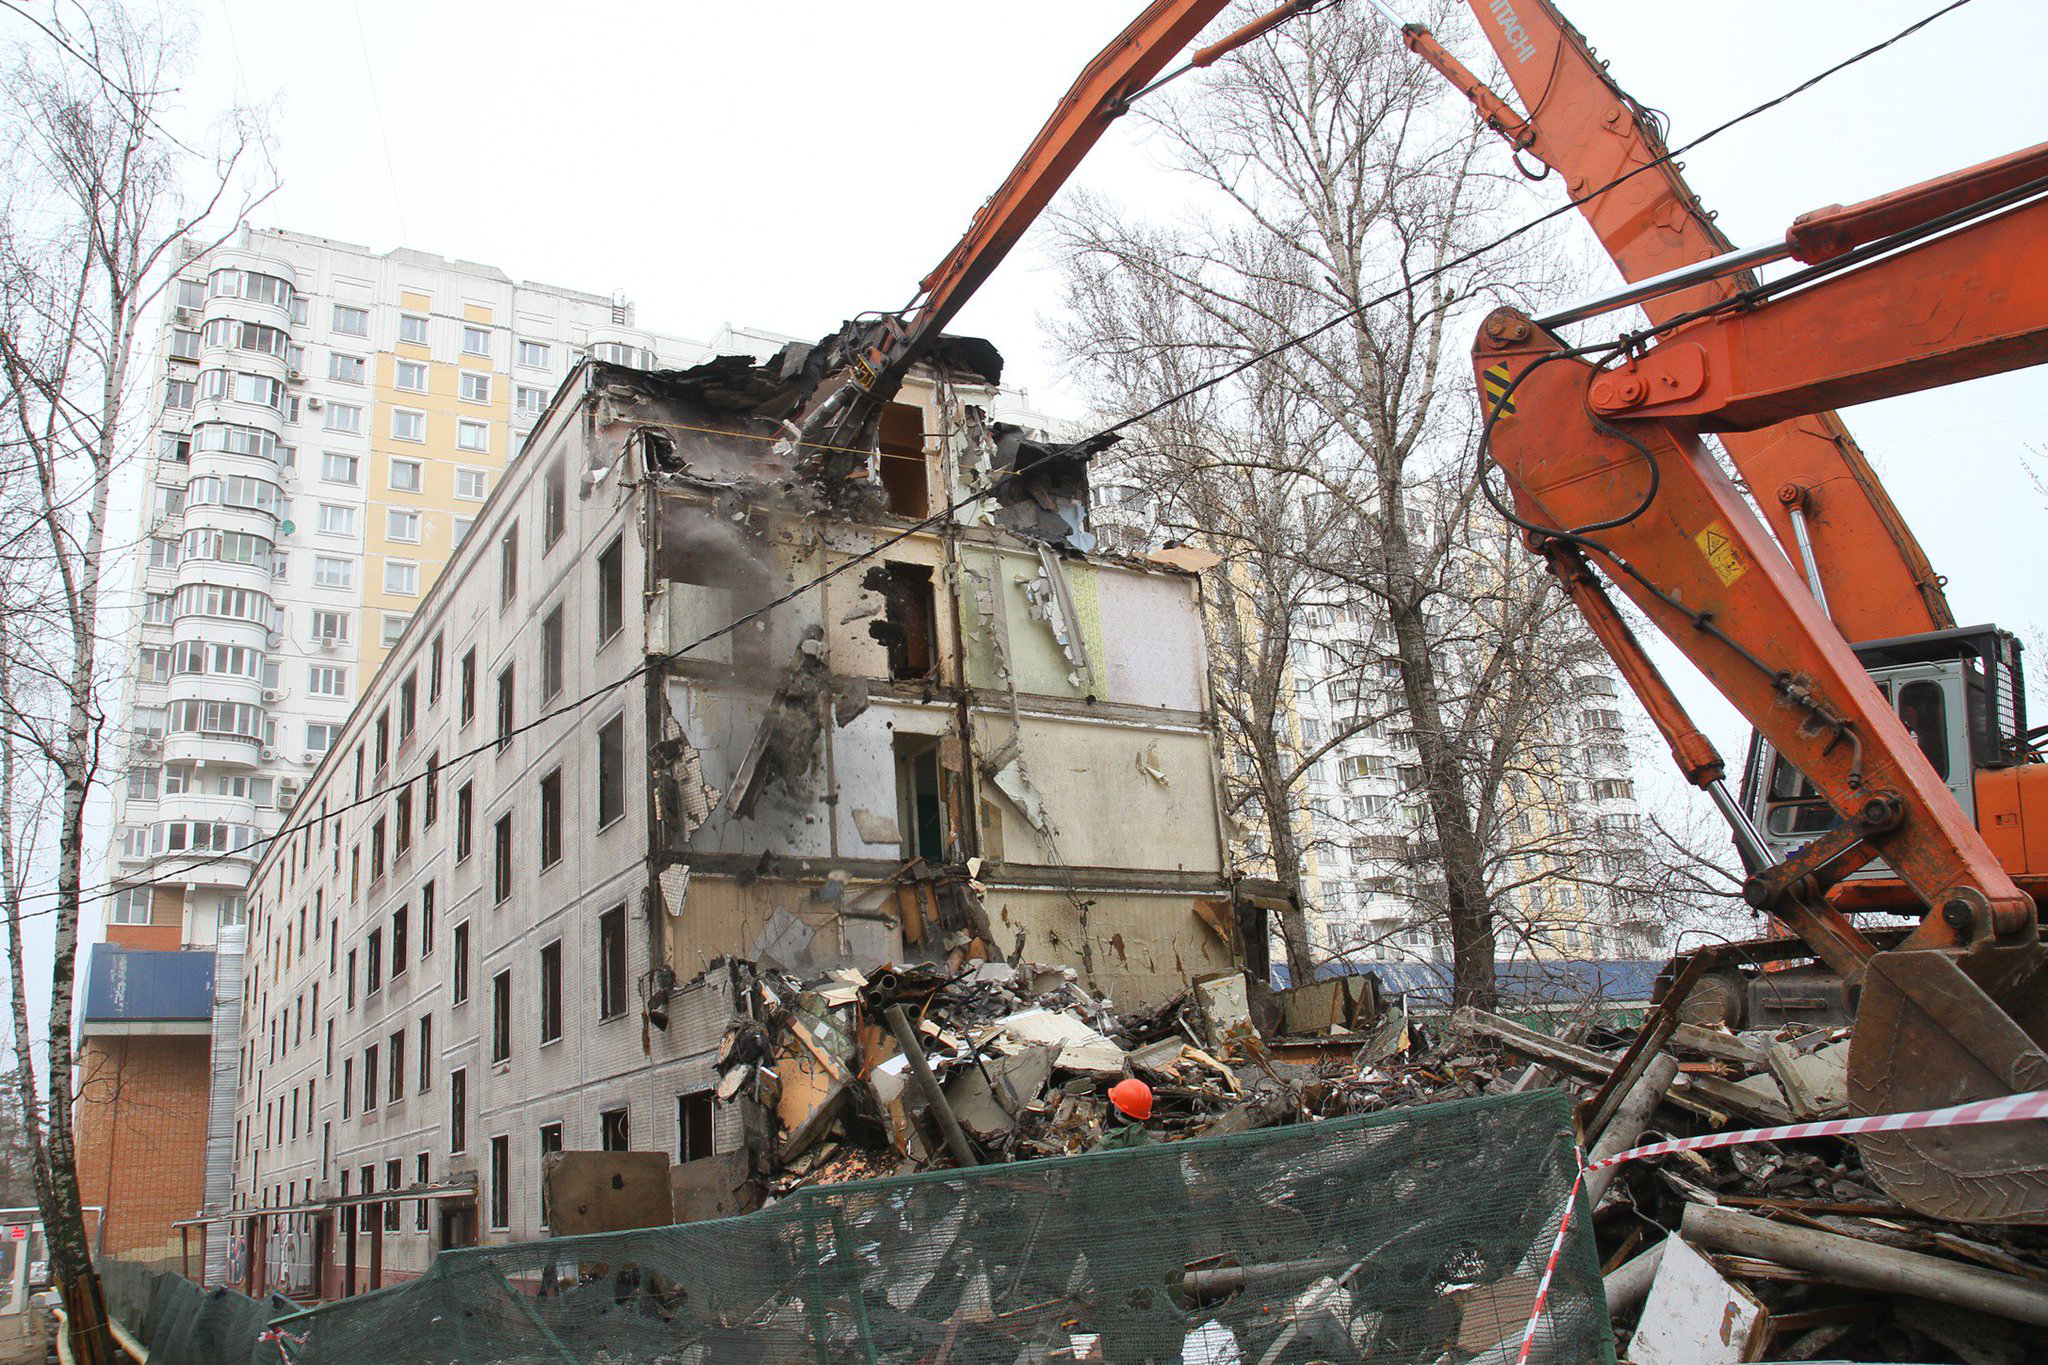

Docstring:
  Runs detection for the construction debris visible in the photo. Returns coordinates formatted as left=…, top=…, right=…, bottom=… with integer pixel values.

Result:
left=692, top=938, right=2048, bottom=1361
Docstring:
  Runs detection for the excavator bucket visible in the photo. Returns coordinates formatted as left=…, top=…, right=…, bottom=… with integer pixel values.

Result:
left=1849, top=945, right=2048, bottom=1223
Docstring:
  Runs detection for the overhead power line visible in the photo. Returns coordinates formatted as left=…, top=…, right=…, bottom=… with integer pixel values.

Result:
left=35, top=0, right=1976, bottom=920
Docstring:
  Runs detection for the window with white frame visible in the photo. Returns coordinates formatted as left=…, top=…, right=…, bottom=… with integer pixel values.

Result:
left=329, top=353, right=366, bottom=384
left=312, top=610, right=350, bottom=643
left=312, top=556, right=354, bottom=589
left=386, top=509, right=420, bottom=543
left=109, top=887, right=153, bottom=925
left=382, top=613, right=411, bottom=648
left=462, top=325, right=490, bottom=356
left=389, top=458, right=422, bottom=493
left=514, top=385, right=547, bottom=417
left=169, top=328, right=200, bottom=360
left=456, top=419, right=488, bottom=452
left=317, top=504, right=357, bottom=536
left=305, top=722, right=339, bottom=753
left=391, top=409, right=425, bottom=442
left=309, top=665, right=349, bottom=698
left=321, top=452, right=359, bottom=485
left=331, top=304, right=369, bottom=336
left=384, top=561, right=419, bottom=595
left=399, top=314, right=428, bottom=345
left=516, top=340, right=550, bottom=368
left=391, top=359, right=426, bottom=393
left=324, top=402, right=363, bottom=434
left=455, top=468, right=487, bottom=500
left=460, top=373, right=490, bottom=403
left=453, top=517, right=474, bottom=547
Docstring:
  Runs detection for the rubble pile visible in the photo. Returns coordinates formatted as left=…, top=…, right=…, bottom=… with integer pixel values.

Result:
left=714, top=948, right=2048, bottom=1362
left=1451, top=1000, right=2048, bottom=1364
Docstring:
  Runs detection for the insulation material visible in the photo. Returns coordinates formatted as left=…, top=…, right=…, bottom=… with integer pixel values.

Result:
left=1020, top=545, right=1095, bottom=690
left=957, top=547, right=1105, bottom=697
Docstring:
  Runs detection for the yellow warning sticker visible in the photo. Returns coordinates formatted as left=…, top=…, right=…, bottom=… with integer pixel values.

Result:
left=1483, top=363, right=1516, bottom=418
left=1695, top=521, right=1746, bottom=586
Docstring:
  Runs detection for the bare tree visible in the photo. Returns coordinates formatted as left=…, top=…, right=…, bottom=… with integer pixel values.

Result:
left=1055, top=1, right=1616, bottom=1002
left=0, top=3, right=268, bottom=1353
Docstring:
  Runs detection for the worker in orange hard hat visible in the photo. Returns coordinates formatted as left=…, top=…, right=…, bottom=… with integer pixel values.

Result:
left=1096, top=1077, right=1154, bottom=1150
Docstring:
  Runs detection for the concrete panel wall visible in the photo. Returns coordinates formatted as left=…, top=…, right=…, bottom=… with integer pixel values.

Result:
left=1095, top=567, right=1207, bottom=713
left=979, top=715, right=1223, bottom=875
left=981, top=888, right=1235, bottom=1009
left=668, top=876, right=897, bottom=981
left=662, top=680, right=832, bottom=860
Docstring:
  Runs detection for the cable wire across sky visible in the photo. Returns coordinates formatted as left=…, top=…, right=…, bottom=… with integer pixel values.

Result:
left=43, top=0, right=1979, bottom=921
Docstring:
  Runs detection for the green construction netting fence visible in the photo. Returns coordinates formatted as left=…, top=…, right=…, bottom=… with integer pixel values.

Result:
left=100, top=1257, right=295, bottom=1365
left=133, top=1089, right=1613, bottom=1364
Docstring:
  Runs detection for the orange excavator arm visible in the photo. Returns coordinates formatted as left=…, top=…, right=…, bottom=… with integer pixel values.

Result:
left=788, top=0, right=1325, bottom=464
left=1475, top=144, right=2048, bottom=1222
left=1394, top=0, right=1954, bottom=642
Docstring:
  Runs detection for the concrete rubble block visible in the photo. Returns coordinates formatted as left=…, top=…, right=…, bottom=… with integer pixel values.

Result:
left=995, top=1007, right=1126, bottom=1076
left=542, top=1151, right=675, bottom=1238
left=943, top=1043, right=1058, bottom=1137
left=1734, top=1038, right=1849, bottom=1119
left=1628, top=1235, right=1770, bottom=1365
left=1192, top=973, right=1256, bottom=1051
left=669, top=1151, right=761, bottom=1224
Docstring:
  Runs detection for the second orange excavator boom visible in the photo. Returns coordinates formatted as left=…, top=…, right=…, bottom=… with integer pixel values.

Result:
left=1393, top=0, right=1954, bottom=642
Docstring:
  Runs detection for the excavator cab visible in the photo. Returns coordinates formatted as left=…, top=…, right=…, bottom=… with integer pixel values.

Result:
left=1741, top=627, right=2035, bottom=902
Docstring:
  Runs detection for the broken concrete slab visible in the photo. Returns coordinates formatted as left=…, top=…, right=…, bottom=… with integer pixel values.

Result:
left=1737, top=1039, right=1849, bottom=1119
left=543, top=1152, right=674, bottom=1237
left=670, top=1151, right=761, bottom=1223
left=1630, top=1235, right=1770, bottom=1365
left=1192, top=973, right=1256, bottom=1051
left=995, top=1007, right=1125, bottom=1075
left=945, top=1044, right=1057, bottom=1137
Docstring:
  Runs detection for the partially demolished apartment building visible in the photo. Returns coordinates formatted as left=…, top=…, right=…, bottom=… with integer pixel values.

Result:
left=227, top=334, right=1251, bottom=1289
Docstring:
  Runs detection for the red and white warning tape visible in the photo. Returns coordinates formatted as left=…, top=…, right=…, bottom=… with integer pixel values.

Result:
left=261, top=1324, right=308, bottom=1362
left=1512, top=1088, right=2048, bottom=1365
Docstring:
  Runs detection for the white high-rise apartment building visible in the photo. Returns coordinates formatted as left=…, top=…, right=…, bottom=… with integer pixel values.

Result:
left=1289, top=609, right=1656, bottom=965
left=104, top=227, right=706, bottom=948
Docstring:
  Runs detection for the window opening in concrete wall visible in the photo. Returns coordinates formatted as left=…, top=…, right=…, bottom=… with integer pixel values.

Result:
left=876, top=401, right=929, bottom=518
left=868, top=562, right=937, bottom=681
left=488, top=1136, right=508, bottom=1228
left=600, top=1106, right=630, bottom=1152
left=598, top=905, right=626, bottom=1020
left=491, top=970, right=511, bottom=1062
left=539, top=940, right=562, bottom=1044
left=538, top=1124, right=562, bottom=1227
left=677, top=1091, right=714, bottom=1163
left=449, top=1069, right=467, bottom=1153
left=893, top=734, right=946, bottom=862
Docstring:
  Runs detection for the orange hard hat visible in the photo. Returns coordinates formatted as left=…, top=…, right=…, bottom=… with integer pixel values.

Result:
left=1109, top=1078, right=1153, bottom=1121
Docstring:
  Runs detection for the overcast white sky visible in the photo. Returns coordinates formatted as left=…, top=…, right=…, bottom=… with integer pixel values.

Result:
left=41, top=0, right=2044, bottom=1024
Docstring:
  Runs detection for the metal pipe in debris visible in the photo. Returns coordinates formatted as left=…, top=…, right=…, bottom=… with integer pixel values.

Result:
left=883, top=1003, right=979, bottom=1168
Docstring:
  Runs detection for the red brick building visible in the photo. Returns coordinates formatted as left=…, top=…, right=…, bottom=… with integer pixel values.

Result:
left=74, top=947, right=216, bottom=1265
